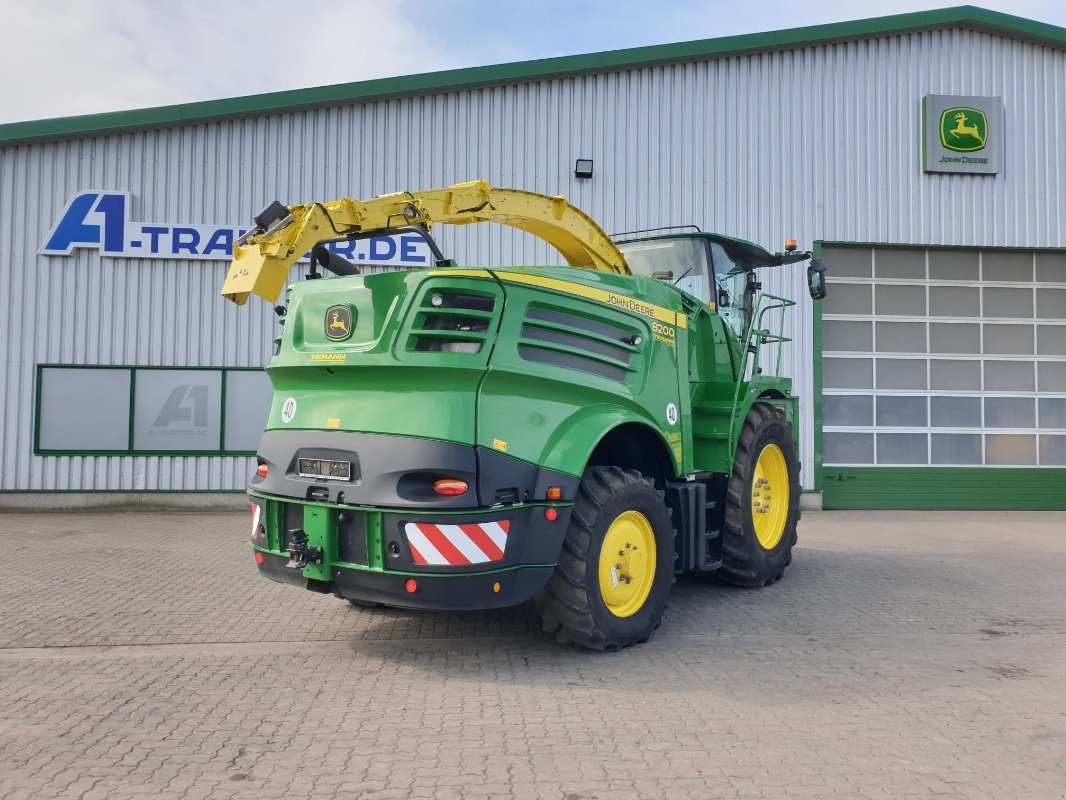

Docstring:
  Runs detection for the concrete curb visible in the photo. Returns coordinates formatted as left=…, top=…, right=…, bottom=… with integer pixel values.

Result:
left=0, top=493, right=250, bottom=513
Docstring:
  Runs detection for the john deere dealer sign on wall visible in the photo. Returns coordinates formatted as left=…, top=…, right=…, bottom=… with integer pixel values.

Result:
left=923, top=95, right=1003, bottom=175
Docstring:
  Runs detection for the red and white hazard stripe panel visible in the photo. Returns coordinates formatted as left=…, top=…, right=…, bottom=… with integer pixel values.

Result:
left=404, top=520, right=510, bottom=566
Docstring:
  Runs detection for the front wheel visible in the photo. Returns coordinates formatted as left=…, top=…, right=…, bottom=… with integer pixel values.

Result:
left=535, top=467, right=675, bottom=650
left=718, top=403, right=800, bottom=587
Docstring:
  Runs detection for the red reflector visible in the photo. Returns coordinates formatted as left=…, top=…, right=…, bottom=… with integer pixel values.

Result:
left=433, top=478, right=468, bottom=496
left=405, top=579, right=418, bottom=593
left=256, top=463, right=268, bottom=478
left=254, top=552, right=264, bottom=565
left=545, top=508, right=558, bottom=521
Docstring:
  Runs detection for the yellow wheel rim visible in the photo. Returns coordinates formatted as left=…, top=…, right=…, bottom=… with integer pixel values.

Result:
left=597, top=510, right=657, bottom=618
left=751, top=444, right=790, bottom=550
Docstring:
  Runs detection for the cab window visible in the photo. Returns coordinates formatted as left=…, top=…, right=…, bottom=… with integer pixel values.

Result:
left=618, top=238, right=712, bottom=305
left=710, top=242, right=750, bottom=339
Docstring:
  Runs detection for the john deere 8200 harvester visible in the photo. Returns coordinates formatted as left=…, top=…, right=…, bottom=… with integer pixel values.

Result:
left=222, top=179, right=825, bottom=650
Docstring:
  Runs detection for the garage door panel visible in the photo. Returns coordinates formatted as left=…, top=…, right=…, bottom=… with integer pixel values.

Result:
left=930, top=359, right=982, bottom=389
left=930, top=285, right=980, bottom=316
left=983, top=324, right=1034, bottom=355
left=985, top=434, right=1037, bottom=465
left=930, top=323, right=981, bottom=353
left=1035, top=253, right=1066, bottom=282
left=1040, top=435, right=1066, bottom=465
left=1039, top=398, right=1066, bottom=428
left=824, top=432, right=874, bottom=464
left=1037, top=362, right=1066, bottom=392
left=824, top=395, right=873, bottom=426
left=825, top=283, right=872, bottom=314
left=928, top=250, right=977, bottom=281
left=1036, top=288, right=1066, bottom=318
left=983, top=360, right=1035, bottom=391
left=1037, top=325, right=1066, bottom=355
left=983, top=252, right=1034, bottom=281
left=875, top=396, right=928, bottom=427
left=875, top=250, right=925, bottom=279
left=984, top=397, right=1036, bottom=429
left=930, top=396, right=981, bottom=427
left=931, top=434, right=982, bottom=464
left=827, top=247, right=874, bottom=278
left=824, top=358, right=873, bottom=389
left=824, top=320, right=873, bottom=351
left=876, top=433, right=928, bottom=464
left=876, top=358, right=927, bottom=389
left=821, top=245, right=1066, bottom=508
left=876, top=321, right=926, bottom=352
left=982, top=287, right=1034, bottom=318
left=876, top=284, right=927, bottom=315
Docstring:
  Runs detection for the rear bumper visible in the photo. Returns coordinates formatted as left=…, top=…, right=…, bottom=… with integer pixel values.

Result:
left=256, top=550, right=554, bottom=610
left=248, top=493, right=570, bottom=611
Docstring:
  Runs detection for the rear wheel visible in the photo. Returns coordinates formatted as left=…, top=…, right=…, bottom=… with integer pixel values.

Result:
left=719, top=403, right=800, bottom=587
left=536, top=466, right=674, bottom=650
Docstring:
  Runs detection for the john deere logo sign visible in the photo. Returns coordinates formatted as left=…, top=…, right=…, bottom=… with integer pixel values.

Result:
left=940, top=108, right=987, bottom=152
left=325, top=305, right=352, bottom=341
left=923, top=95, right=1002, bottom=174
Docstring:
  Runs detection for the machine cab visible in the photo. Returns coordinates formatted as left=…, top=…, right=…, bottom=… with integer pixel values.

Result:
left=616, top=233, right=756, bottom=341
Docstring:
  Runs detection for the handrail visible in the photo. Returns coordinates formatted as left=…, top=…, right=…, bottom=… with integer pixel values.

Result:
left=728, top=291, right=796, bottom=454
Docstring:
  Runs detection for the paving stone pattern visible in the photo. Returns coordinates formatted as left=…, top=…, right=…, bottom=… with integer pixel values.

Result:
left=0, top=510, right=1063, bottom=799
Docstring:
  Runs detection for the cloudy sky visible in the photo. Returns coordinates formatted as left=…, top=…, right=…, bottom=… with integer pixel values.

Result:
left=1, top=0, right=1063, bottom=124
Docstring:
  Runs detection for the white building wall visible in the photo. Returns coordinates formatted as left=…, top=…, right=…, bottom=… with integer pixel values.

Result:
left=0, top=27, right=1063, bottom=491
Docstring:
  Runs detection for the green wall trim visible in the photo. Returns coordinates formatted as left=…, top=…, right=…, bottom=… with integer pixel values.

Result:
left=817, top=240, right=1066, bottom=253
left=812, top=241, right=825, bottom=492
left=1, top=7, right=1064, bottom=146
left=822, top=467, right=1066, bottom=510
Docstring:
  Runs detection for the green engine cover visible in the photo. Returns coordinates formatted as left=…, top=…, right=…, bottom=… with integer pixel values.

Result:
left=264, top=262, right=794, bottom=481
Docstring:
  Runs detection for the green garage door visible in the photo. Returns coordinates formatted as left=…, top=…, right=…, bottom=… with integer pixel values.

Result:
left=818, top=244, right=1066, bottom=509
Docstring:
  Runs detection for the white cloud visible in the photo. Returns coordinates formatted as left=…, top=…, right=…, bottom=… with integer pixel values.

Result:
left=2, top=0, right=1064, bottom=125
left=0, top=0, right=458, bottom=123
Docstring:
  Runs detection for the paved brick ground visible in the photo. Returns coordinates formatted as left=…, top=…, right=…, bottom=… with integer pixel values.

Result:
left=0, top=509, right=1063, bottom=799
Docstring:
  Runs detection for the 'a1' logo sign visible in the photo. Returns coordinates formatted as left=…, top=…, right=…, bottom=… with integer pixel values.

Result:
left=39, top=190, right=433, bottom=266
left=43, top=192, right=130, bottom=256
left=40, top=191, right=246, bottom=261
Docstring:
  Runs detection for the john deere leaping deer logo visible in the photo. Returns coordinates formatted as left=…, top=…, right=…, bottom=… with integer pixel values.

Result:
left=324, top=304, right=353, bottom=341
left=940, top=107, right=987, bottom=152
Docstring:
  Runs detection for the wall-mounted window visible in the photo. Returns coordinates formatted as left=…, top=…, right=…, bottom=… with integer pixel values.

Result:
left=34, top=365, right=270, bottom=456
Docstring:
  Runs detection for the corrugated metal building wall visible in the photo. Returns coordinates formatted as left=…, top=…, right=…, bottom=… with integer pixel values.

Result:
left=1, top=23, right=1063, bottom=491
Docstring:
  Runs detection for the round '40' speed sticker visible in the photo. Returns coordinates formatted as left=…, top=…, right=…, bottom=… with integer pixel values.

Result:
left=665, top=403, right=678, bottom=426
left=281, top=397, right=297, bottom=424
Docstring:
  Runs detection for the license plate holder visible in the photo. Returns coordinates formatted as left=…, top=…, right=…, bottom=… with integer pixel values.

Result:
left=297, top=458, right=351, bottom=481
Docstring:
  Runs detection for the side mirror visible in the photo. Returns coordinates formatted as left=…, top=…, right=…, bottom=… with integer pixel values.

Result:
left=807, top=258, right=827, bottom=300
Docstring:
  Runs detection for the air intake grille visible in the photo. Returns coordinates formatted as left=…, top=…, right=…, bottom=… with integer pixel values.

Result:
left=408, top=291, right=497, bottom=354
left=518, top=306, right=640, bottom=382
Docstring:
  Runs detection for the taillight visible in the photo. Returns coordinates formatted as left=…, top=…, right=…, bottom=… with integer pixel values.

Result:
left=433, top=478, right=468, bottom=496
left=256, top=463, right=268, bottom=478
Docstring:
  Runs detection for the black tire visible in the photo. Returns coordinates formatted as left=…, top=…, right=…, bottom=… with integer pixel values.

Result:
left=535, top=466, right=675, bottom=650
left=718, top=403, right=800, bottom=587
